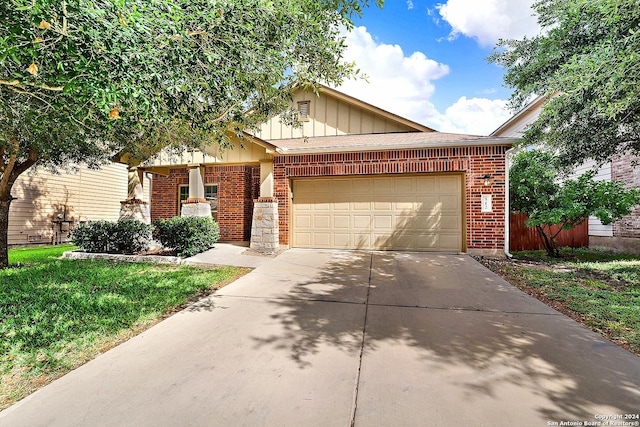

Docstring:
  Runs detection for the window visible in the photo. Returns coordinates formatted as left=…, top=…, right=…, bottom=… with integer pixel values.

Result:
left=205, top=185, right=218, bottom=221
left=178, top=184, right=218, bottom=221
left=297, top=101, right=310, bottom=121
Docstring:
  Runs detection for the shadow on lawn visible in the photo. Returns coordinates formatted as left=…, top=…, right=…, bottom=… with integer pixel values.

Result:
left=251, top=249, right=640, bottom=421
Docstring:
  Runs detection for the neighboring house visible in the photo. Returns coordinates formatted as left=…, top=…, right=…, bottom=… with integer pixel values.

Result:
left=142, top=85, right=516, bottom=256
left=8, top=163, right=151, bottom=246
left=492, top=96, right=640, bottom=254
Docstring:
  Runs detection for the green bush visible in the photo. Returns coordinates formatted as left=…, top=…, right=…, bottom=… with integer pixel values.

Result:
left=153, top=216, right=220, bottom=257
left=71, top=220, right=153, bottom=254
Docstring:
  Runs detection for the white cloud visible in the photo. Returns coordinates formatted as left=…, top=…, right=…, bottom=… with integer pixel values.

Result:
left=436, top=0, right=540, bottom=47
left=335, top=26, right=512, bottom=136
left=407, top=0, right=414, bottom=10
left=337, top=26, right=448, bottom=127
left=427, top=97, right=512, bottom=135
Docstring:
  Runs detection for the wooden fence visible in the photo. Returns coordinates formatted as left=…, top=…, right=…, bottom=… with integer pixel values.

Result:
left=509, top=212, right=589, bottom=252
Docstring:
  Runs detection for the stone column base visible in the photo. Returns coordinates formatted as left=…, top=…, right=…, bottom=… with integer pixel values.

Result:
left=119, top=200, right=151, bottom=224
left=181, top=202, right=212, bottom=218
left=250, top=201, right=279, bottom=254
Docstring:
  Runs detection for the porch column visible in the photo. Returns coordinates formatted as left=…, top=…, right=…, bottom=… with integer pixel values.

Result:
left=260, top=159, right=274, bottom=199
left=119, top=167, right=150, bottom=224
left=181, top=165, right=211, bottom=217
left=250, top=159, right=279, bottom=253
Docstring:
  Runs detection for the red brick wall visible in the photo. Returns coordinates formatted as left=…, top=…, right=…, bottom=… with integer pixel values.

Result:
left=150, top=168, right=188, bottom=220
left=612, top=155, right=640, bottom=237
left=274, top=145, right=510, bottom=251
left=151, top=165, right=259, bottom=241
left=204, top=165, right=259, bottom=240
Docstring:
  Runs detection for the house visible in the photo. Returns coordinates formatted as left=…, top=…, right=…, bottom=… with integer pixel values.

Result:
left=491, top=96, right=640, bottom=254
left=141, top=85, right=516, bottom=256
left=8, top=163, right=151, bottom=246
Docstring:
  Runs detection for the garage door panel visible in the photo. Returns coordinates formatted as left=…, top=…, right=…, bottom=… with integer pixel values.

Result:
left=439, top=176, right=461, bottom=192
left=333, top=179, right=352, bottom=193
left=295, top=214, right=312, bottom=228
left=333, top=234, right=351, bottom=247
left=295, top=232, right=312, bottom=246
left=373, top=201, right=393, bottom=211
left=439, top=234, right=462, bottom=250
left=373, top=178, right=393, bottom=193
left=440, top=195, right=460, bottom=211
left=333, top=201, right=350, bottom=211
left=416, top=176, right=437, bottom=193
left=395, top=199, right=415, bottom=213
left=394, top=178, right=415, bottom=193
left=440, top=215, right=462, bottom=231
left=353, top=215, right=372, bottom=229
left=314, top=215, right=331, bottom=229
left=313, top=233, right=331, bottom=247
left=333, top=215, right=350, bottom=229
left=353, top=201, right=372, bottom=210
left=373, top=215, right=393, bottom=230
left=292, top=175, right=463, bottom=251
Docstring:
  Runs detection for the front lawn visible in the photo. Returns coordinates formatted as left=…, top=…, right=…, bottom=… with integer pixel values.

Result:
left=1, top=245, right=248, bottom=410
left=477, top=248, right=640, bottom=356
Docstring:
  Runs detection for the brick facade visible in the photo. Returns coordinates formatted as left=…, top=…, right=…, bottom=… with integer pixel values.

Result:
left=150, top=146, right=509, bottom=253
left=612, top=155, right=640, bottom=238
left=151, top=165, right=259, bottom=241
left=273, top=145, right=509, bottom=252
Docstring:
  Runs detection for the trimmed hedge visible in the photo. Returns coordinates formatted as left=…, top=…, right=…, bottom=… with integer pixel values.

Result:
left=153, top=216, right=220, bottom=257
left=71, top=220, right=153, bottom=254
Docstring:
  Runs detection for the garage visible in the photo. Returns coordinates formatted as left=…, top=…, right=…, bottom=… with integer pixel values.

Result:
left=291, top=174, right=464, bottom=251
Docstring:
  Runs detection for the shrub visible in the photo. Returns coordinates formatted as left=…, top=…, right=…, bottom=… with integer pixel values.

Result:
left=153, top=216, right=220, bottom=257
left=71, top=220, right=153, bottom=254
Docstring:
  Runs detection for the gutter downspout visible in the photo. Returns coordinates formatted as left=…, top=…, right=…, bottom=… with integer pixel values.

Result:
left=505, top=147, right=516, bottom=258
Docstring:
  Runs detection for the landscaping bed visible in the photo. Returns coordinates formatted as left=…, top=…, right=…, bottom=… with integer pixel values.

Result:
left=476, top=248, right=640, bottom=357
left=1, top=245, right=249, bottom=410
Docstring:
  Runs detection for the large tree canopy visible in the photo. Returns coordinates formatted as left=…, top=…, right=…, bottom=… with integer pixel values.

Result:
left=0, top=0, right=381, bottom=267
left=490, top=0, right=640, bottom=168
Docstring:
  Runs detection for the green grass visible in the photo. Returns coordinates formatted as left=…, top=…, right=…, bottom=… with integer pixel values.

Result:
left=1, top=245, right=248, bottom=410
left=8, top=243, right=75, bottom=265
left=484, top=248, right=640, bottom=355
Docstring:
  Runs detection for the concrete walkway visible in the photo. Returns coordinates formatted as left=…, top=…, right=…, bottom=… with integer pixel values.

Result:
left=1, top=250, right=639, bottom=426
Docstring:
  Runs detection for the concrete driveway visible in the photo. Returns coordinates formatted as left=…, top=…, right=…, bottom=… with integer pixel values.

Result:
left=1, top=249, right=639, bottom=426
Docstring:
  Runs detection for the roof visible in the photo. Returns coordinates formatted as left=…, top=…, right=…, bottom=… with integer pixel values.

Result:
left=269, top=132, right=516, bottom=154
left=490, top=95, right=546, bottom=137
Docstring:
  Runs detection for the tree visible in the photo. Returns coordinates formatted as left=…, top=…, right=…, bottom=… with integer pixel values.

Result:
left=509, top=150, right=640, bottom=257
left=0, top=0, right=381, bottom=268
left=490, top=0, right=640, bottom=168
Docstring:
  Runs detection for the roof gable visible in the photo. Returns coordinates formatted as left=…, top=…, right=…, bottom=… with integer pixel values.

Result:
left=254, top=85, right=433, bottom=141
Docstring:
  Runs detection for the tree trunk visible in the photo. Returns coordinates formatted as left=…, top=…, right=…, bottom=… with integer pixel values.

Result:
left=536, top=225, right=560, bottom=258
left=0, top=198, right=12, bottom=268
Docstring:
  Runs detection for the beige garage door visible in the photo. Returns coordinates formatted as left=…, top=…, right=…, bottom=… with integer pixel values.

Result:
left=292, top=174, right=463, bottom=251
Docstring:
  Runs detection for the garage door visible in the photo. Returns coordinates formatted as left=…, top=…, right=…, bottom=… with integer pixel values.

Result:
left=292, top=174, right=463, bottom=251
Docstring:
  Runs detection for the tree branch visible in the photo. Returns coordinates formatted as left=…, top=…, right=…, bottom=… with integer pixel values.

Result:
left=0, top=79, right=64, bottom=92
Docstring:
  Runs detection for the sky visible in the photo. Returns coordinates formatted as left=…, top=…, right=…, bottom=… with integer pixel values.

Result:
left=333, top=0, right=541, bottom=135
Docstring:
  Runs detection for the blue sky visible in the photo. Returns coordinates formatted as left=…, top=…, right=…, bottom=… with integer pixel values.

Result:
left=334, top=0, right=540, bottom=135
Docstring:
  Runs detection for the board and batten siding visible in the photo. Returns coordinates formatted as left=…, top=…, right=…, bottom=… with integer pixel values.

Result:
left=8, top=163, right=130, bottom=245
left=255, top=90, right=416, bottom=140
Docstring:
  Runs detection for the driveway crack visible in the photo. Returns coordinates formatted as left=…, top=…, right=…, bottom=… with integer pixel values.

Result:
left=350, top=252, right=373, bottom=427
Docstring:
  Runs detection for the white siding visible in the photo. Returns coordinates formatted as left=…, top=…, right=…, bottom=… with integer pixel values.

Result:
left=8, top=163, right=128, bottom=245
